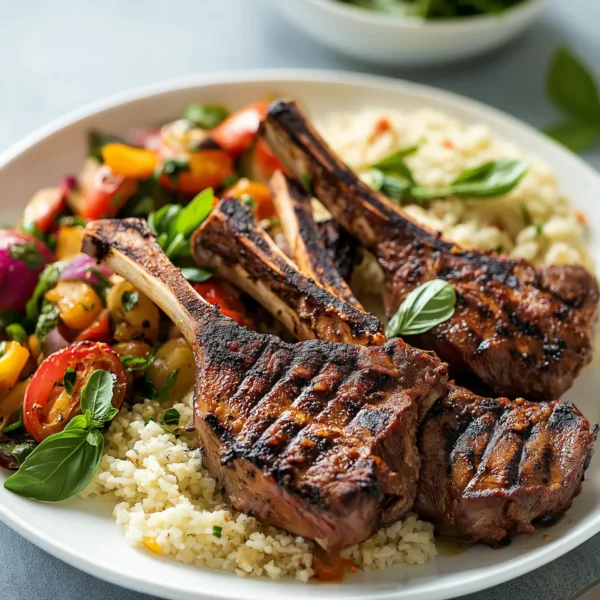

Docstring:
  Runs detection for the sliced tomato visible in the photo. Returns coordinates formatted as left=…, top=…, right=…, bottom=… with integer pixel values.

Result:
left=193, top=281, right=254, bottom=329
left=211, top=101, right=270, bottom=157
left=23, top=341, right=127, bottom=442
left=80, top=165, right=138, bottom=220
left=159, top=150, right=234, bottom=195
left=23, top=187, right=67, bottom=233
left=76, top=310, right=112, bottom=343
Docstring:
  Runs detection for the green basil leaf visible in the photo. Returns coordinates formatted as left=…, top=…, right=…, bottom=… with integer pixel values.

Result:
left=161, top=408, right=180, bottom=426
left=86, top=428, right=104, bottom=447
left=3, top=428, right=104, bottom=501
left=411, top=159, right=528, bottom=200
left=369, top=168, right=385, bottom=192
left=371, top=146, right=417, bottom=183
left=65, top=414, right=90, bottom=431
left=180, top=267, right=213, bottom=283
left=121, top=290, right=139, bottom=312
left=184, top=103, right=229, bottom=129
left=63, top=368, right=76, bottom=396
left=6, top=323, right=27, bottom=343
left=175, top=188, right=215, bottom=237
left=386, top=279, right=456, bottom=337
left=26, top=261, right=66, bottom=321
left=544, top=118, right=600, bottom=153
left=149, top=204, right=182, bottom=239
left=381, top=174, right=412, bottom=200
left=120, top=355, right=149, bottom=371
left=547, top=47, right=600, bottom=122
left=80, top=369, right=115, bottom=424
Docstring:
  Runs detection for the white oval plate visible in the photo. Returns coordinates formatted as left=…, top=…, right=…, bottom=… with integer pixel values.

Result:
left=0, top=70, right=599, bottom=600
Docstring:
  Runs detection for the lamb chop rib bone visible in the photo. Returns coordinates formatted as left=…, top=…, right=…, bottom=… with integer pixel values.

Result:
left=83, top=218, right=447, bottom=552
left=201, top=195, right=597, bottom=547
left=261, top=100, right=599, bottom=402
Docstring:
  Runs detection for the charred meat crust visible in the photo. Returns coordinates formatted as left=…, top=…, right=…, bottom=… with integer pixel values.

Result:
left=83, top=217, right=448, bottom=551
left=317, top=220, right=359, bottom=285
left=270, top=170, right=361, bottom=309
left=192, top=198, right=385, bottom=346
left=416, top=384, right=597, bottom=546
left=262, top=99, right=600, bottom=402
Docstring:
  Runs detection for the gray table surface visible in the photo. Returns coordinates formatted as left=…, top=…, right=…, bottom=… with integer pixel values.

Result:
left=1, top=0, right=600, bottom=598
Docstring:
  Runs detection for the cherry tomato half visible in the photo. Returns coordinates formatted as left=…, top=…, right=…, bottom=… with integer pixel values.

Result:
left=76, top=310, right=112, bottom=343
left=80, top=165, right=138, bottom=220
left=224, top=178, right=275, bottom=221
left=211, top=101, right=270, bottom=157
left=252, top=138, right=289, bottom=182
left=23, top=187, right=67, bottom=233
left=23, top=341, right=127, bottom=442
left=193, top=281, right=254, bottom=329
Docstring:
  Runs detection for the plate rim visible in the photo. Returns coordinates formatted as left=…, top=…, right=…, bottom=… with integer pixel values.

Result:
left=1, top=67, right=599, bottom=600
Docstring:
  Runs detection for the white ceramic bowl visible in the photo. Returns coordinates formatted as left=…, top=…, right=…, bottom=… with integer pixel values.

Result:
left=0, top=70, right=599, bottom=600
left=275, top=0, right=550, bottom=66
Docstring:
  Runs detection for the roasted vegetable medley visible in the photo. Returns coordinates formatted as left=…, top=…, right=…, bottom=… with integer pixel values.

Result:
left=0, top=99, right=287, bottom=497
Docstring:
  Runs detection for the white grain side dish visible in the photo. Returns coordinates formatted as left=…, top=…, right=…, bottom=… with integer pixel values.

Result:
left=81, top=392, right=436, bottom=580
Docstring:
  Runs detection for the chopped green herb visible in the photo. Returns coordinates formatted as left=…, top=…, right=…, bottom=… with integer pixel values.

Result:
left=161, top=408, right=180, bottom=426
left=212, top=525, right=223, bottom=538
left=184, top=103, right=229, bottom=129
left=4, top=407, right=24, bottom=434
left=122, top=290, right=140, bottom=312
left=63, top=368, right=76, bottom=396
left=87, top=267, right=111, bottom=297
left=221, top=172, right=239, bottom=188
left=240, top=194, right=256, bottom=210
left=26, top=261, right=66, bottom=321
left=6, top=323, right=27, bottom=344
left=301, top=173, right=312, bottom=194
left=9, top=242, right=45, bottom=270
left=159, top=369, right=179, bottom=402
left=157, top=157, right=190, bottom=186
left=535, top=224, right=544, bottom=238
left=35, top=301, right=60, bottom=345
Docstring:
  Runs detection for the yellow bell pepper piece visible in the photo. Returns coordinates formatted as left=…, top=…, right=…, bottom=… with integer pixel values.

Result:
left=101, top=143, right=158, bottom=179
left=143, top=537, right=162, bottom=554
left=55, top=225, right=84, bottom=260
left=45, top=280, right=102, bottom=330
left=0, top=378, right=29, bottom=436
left=28, top=334, right=40, bottom=361
left=0, top=342, right=30, bottom=392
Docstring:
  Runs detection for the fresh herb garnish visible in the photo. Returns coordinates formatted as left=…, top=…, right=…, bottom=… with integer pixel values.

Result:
left=157, top=157, right=191, bottom=186
left=161, top=408, right=180, bottom=426
left=120, top=344, right=159, bottom=373
left=158, top=370, right=179, bottom=402
left=26, top=261, right=66, bottom=321
left=122, top=290, right=140, bottom=312
left=221, top=172, right=239, bottom=189
left=212, top=525, right=223, bottom=538
left=410, top=159, right=529, bottom=201
left=87, top=267, right=111, bottom=297
left=6, top=323, right=27, bottom=343
left=148, top=188, right=215, bottom=262
left=88, top=130, right=124, bottom=163
left=8, top=242, right=45, bottom=270
left=535, top=224, right=544, bottom=238
left=180, top=267, right=213, bottom=283
left=386, top=279, right=456, bottom=338
left=63, top=368, right=76, bottom=396
left=4, top=407, right=24, bottom=434
left=4, top=369, right=118, bottom=502
left=184, top=103, right=229, bottom=129
left=544, top=47, right=600, bottom=152
left=301, top=173, right=312, bottom=194
left=35, top=301, right=60, bottom=344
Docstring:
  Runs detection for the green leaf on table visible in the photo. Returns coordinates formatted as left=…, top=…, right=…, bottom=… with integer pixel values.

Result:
left=386, top=279, right=456, bottom=338
left=544, top=118, right=600, bottom=153
left=547, top=46, right=600, bottom=122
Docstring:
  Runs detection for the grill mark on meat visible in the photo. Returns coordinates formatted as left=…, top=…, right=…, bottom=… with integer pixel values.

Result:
left=262, top=99, right=600, bottom=402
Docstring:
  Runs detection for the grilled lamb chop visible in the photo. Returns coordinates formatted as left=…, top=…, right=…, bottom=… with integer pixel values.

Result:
left=317, top=219, right=359, bottom=284
left=83, top=218, right=447, bottom=551
left=223, top=195, right=597, bottom=546
left=270, top=170, right=362, bottom=309
left=261, top=99, right=599, bottom=402
left=418, top=385, right=596, bottom=545
left=191, top=199, right=385, bottom=347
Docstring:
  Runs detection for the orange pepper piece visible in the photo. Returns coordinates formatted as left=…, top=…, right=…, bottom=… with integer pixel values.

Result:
left=159, top=150, right=234, bottom=195
left=101, top=143, right=158, bottom=179
left=224, top=177, right=275, bottom=220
